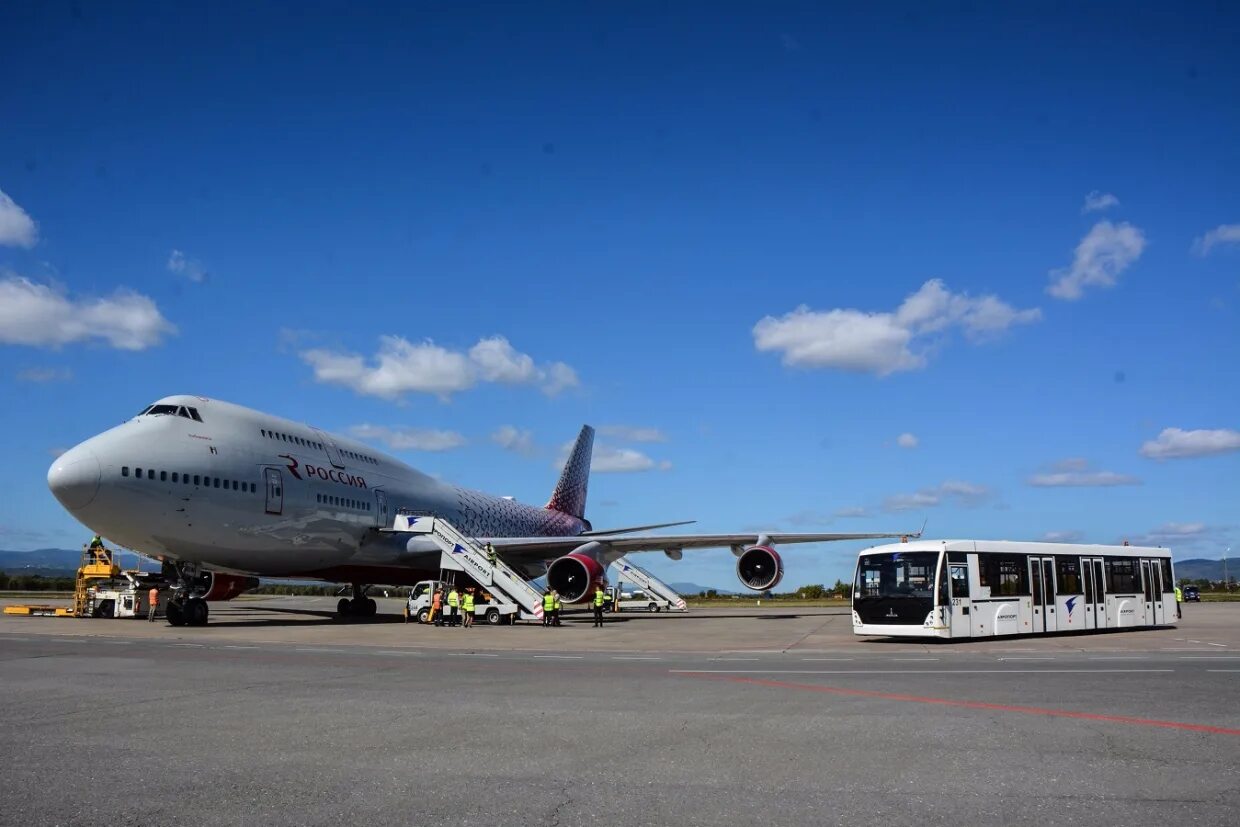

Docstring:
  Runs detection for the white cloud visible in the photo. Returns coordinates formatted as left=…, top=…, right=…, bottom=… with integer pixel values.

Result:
left=1140, top=427, right=1240, bottom=460
left=599, top=425, right=667, bottom=443
left=16, top=367, right=73, bottom=383
left=348, top=424, right=466, bottom=452
left=0, top=275, right=176, bottom=350
left=1127, top=522, right=1221, bottom=549
left=0, top=188, right=37, bottom=248
left=557, top=441, right=671, bottom=474
left=784, top=509, right=833, bottom=526
left=491, top=425, right=536, bottom=456
left=896, top=432, right=918, bottom=449
left=1081, top=191, right=1119, bottom=213
left=1028, top=458, right=1141, bottom=487
left=301, top=335, right=578, bottom=401
left=1047, top=221, right=1146, bottom=300
left=167, top=249, right=208, bottom=282
left=882, top=480, right=991, bottom=512
left=1041, top=530, right=1085, bottom=543
left=833, top=506, right=871, bottom=518
left=753, top=279, right=1040, bottom=376
left=1192, top=224, right=1240, bottom=256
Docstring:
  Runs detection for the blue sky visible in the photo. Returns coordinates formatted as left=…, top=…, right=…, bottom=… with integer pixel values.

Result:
left=2, top=2, right=1238, bottom=587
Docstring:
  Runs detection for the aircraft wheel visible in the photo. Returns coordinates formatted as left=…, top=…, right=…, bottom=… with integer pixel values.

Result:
left=186, top=598, right=209, bottom=626
left=485, top=607, right=501, bottom=625
left=166, top=600, right=186, bottom=627
left=336, top=598, right=352, bottom=617
left=364, top=597, right=377, bottom=617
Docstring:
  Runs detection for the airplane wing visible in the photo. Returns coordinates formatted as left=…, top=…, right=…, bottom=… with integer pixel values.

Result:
left=484, top=530, right=912, bottom=561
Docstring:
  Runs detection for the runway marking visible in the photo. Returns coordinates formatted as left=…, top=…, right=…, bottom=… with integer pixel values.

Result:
left=1087, top=656, right=1144, bottom=661
left=891, top=658, right=939, bottom=662
left=673, top=669, right=1173, bottom=675
left=1207, top=670, right=1240, bottom=673
left=172, top=643, right=204, bottom=648
left=48, top=638, right=81, bottom=643
left=100, top=640, right=133, bottom=645
left=1206, top=642, right=1228, bottom=648
left=294, top=647, right=347, bottom=653
left=1, top=637, right=31, bottom=642
left=451, top=653, right=497, bottom=657
left=534, top=655, right=583, bottom=659
left=712, top=657, right=760, bottom=662
left=801, top=658, right=854, bottom=662
left=680, top=674, right=1240, bottom=737
left=376, top=650, right=423, bottom=656
left=998, top=657, right=1054, bottom=661
left=612, top=656, right=662, bottom=660
left=221, top=645, right=258, bottom=650
left=1178, top=657, right=1240, bottom=660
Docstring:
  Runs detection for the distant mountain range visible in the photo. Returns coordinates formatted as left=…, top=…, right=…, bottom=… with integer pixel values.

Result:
left=1174, top=558, right=1239, bottom=582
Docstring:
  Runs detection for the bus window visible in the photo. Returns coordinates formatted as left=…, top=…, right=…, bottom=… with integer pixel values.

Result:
left=1105, top=557, right=1138, bottom=594
left=949, top=564, right=969, bottom=598
left=1056, top=556, right=1082, bottom=593
left=979, top=554, right=1028, bottom=596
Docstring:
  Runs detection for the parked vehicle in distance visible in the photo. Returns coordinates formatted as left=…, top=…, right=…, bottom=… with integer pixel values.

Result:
left=1183, top=585, right=1201, bottom=602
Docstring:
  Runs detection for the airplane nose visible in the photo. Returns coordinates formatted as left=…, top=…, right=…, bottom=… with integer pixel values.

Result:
left=48, top=445, right=101, bottom=511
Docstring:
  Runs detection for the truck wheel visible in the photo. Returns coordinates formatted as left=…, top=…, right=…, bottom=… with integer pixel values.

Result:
left=485, top=608, right=501, bottom=625
left=417, top=608, right=430, bottom=624
left=648, top=603, right=658, bottom=613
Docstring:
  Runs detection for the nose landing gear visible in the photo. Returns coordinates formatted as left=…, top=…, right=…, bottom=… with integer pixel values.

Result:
left=335, top=584, right=377, bottom=619
left=162, top=561, right=211, bottom=627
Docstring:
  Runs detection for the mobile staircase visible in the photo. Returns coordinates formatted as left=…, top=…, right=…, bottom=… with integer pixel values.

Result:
left=608, top=557, right=688, bottom=611
left=392, top=514, right=544, bottom=622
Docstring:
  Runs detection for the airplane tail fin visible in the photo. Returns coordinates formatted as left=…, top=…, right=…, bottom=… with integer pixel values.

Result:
left=546, top=425, right=594, bottom=520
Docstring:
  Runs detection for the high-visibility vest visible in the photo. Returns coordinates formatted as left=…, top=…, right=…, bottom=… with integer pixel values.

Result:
left=594, top=590, right=605, bottom=607
left=543, top=593, right=555, bottom=611
left=462, top=593, right=475, bottom=612
left=447, top=590, right=460, bottom=608
left=1175, top=587, right=1183, bottom=602
left=148, top=588, right=159, bottom=604
left=554, top=598, right=562, bottom=610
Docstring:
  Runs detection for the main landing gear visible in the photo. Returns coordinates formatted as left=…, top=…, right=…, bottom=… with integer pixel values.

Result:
left=336, top=584, right=377, bottom=620
left=162, top=560, right=210, bottom=627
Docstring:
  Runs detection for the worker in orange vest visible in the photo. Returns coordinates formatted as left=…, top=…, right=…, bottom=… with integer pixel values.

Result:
left=147, top=587, right=160, bottom=622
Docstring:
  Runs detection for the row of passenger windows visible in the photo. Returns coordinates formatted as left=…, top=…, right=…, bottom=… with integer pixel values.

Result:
left=955, top=554, right=1172, bottom=598
left=259, top=428, right=379, bottom=466
left=316, top=493, right=371, bottom=511
left=121, top=466, right=257, bottom=493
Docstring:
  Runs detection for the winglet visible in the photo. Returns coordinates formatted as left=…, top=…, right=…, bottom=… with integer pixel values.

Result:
left=546, top=425, right=594, bottom=519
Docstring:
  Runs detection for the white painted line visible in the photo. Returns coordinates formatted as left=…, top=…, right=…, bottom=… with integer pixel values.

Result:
left=998, top=657, right=1054, bottom=661
left=1206, top=669, right=1240, bottom=673
left=294, top=647, right=346, bottom=653
left=48, top=638, right=81, bottom=643
left=534, top=655, right=583, bottom=659
left=100, top=640, right=133, bottom=645
left=891, top=658, right=940, bottom=662
left=713, top=657, right=761, bottom=662
left=671, top=669, right=1175, bottom=675
left=801, top=658, right=855, bottom=662
left=612, top=656, right=662, bottom=660
left=376, top=650, right=423, bottom=656
left=1087, top=656, right=1144, bottom=661
left=2, top=637, right=32, bottom=642
left=451, top=653, right=497, bottom=658
left=171, top=643, right=203, bottom=648
left=1206, top=642, right=1228, bottom=648
left=1178, top=657, right=1240, bottom=660
left=221, top=645, right=258, bottom=650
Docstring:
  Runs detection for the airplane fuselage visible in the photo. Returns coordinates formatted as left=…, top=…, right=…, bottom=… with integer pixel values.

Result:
left=47, top=395, right=587, bottom=585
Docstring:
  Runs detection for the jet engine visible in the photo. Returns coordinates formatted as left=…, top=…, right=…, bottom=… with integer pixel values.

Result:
left=546, top=549, right=607, bottom=603
left=736, top=545, right=784, bottom=591
left=193, top=571, right=260, bottom=601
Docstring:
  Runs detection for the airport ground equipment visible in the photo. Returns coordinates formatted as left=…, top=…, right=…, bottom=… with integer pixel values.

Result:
left=405, top=579, right=519, bottom=625
left=6, top=543, right=159, bottom=619
left=852, top=539, right=1177, bottom=638
left=392, top=514, right=545, bottom=622
left=608, top=557, right=687, bottom=611
left=74, top=543, right=122, bottom=616
left=3, top=604, right=74, bottom=617
left=603, top=586, right=673, bottom=613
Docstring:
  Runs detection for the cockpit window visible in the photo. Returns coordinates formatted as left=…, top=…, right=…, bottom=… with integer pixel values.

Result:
left=144, top=404, right=179, bottom=416
left=187, top=407, right=203, bottom=422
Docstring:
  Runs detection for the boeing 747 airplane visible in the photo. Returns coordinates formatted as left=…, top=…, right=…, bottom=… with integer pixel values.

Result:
left=47, top=395, right=907, bottom=626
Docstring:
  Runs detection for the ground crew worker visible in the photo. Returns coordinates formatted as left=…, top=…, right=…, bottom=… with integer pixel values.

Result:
left=552, top=590, right=563, bottom=626
left=89, top=534, right=104, bottom=549
left=612, top=588, right=621, bottom=613
left=1175, top=584, right=1183, bottom=619
left=430, top=588, right=444, bottom=626
left=462, top=588, right=475, bottom=628
left=485, top=542, right=498, bottom=567
left=447, top=586, right=461, bottom=627
left=542, top=590, right=555, bottom=626
left=592, top=585, right=606, bottom=627
left=147, top=586, right=159, bottom=622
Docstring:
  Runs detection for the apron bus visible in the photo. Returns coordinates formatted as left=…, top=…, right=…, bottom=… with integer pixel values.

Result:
left=852, top=540, right=1177, bottom=639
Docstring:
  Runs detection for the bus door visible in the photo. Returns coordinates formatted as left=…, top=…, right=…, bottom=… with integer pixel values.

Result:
left=1142, top=559, right=1164, bottom=625
left=1082, top=557, right=1105, bottom=629
left=1029, top=556, right=1057, bottom=633
left=948, top=561, right=971, bottom=638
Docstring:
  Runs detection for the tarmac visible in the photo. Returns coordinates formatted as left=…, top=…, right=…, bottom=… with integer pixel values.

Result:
left=2, top=597, right=1238, bottom=826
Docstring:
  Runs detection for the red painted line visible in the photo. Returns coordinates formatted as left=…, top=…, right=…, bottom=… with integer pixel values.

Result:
left=684, top=673, right=1240, bottom=737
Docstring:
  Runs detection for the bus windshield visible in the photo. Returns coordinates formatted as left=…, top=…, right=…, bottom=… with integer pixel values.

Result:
left=855, top=551, right=938, bottom=600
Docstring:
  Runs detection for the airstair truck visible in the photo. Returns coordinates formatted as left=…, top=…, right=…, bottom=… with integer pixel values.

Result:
left=404, top=580, right=520, bottom=625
